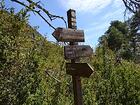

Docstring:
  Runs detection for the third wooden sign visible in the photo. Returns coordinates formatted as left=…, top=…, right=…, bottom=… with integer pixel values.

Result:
left=66, top=63, right=94, bottom=78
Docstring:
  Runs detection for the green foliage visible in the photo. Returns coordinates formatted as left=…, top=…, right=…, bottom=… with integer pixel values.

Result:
left=88, top=47, right=140, bottom=105
left=0, top=8, right=43, bottom=105
left=99, top=18, right=140, bottom=63
left=0, top=2, right=140, bottom=105
left=99, top=21, right=129, bottom=51
left=128, top=13, right=140, bottom=63
left=0, top=6, right=73, bottom=105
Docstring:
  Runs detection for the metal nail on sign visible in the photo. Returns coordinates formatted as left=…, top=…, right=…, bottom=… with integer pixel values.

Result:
left=64, top=45, right=93, bottom=59
left=52, top=27, right=84, bottom=42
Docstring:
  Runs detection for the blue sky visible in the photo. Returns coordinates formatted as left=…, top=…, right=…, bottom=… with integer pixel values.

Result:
left=6, top=0, right=126, bottom=49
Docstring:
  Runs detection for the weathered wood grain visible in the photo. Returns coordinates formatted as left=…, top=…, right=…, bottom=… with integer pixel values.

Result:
left=64, top=45, right=93, bottom=59
left=52, top=27, right=84, bottom=42
left=66, top=63, right=94, bottom=78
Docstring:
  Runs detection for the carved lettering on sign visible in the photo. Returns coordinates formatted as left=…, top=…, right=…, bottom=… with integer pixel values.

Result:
left=66, top=63, right=94, bottom=78
left=64, top=45, right=93, bottom=59
left=52, top=27, right=84, bottom=42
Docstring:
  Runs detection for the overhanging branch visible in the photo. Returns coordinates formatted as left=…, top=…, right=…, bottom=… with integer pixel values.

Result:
left=11, top=0, right=67, bottom=30
left=122, top=0, right=140, bottom=14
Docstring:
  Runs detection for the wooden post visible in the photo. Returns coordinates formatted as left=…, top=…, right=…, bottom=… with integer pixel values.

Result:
left=67, top=9, right=83, bottom=105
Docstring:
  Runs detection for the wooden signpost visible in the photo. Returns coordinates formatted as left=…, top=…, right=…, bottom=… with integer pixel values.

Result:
left=52, top=27, right=84, bottom=42
left=52, top=9, right=94, bottom=105
left=66, top=63, right=93, bottom=78
left=64, top=45, right=93, bottom=59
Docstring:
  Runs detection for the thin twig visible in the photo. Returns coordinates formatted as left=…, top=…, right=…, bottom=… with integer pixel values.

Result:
left=36, top=11, right=56, bottom=30
left=26, top=0, right=67, bottom=27
left=45, top=70, right=70, bottom=86
left=45, top=70, right=61, bottom=83
left=11, top=0, right=56, bottom=30
left=122, top=0, right=140, bottom=13
left=11, top=0, right=67, bottom=29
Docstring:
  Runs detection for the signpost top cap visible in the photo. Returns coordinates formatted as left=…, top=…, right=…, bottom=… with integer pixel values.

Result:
left=67, top=9, right=76, bottom=13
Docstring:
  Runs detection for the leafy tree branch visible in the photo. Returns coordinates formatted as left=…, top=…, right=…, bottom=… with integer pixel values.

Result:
left=122, top=0, right=140, bottom=14
left=11, top=0, right=67, bottom=30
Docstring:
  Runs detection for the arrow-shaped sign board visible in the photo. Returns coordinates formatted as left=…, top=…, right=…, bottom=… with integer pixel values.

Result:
left=52, top=27, right=84, bottom=42
left=64, top=45, right=93, bottom=59
left=66, top=63, right=94, bottom=78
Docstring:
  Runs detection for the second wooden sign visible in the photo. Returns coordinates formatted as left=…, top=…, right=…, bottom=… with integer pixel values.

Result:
left=64, top=45, right=93, bottom=59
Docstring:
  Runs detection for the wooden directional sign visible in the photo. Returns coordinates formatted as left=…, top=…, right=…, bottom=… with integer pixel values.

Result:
left=66, top=63, right=94, bottom=78
left=64, top=45, right=93, bottom=59
left=52, top=27, right=84, bottom=42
